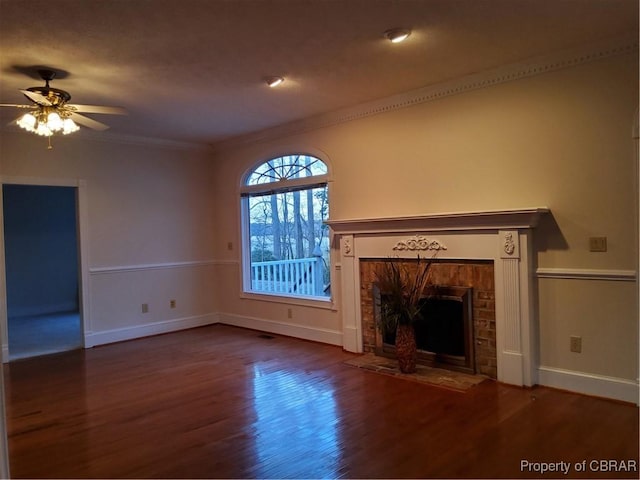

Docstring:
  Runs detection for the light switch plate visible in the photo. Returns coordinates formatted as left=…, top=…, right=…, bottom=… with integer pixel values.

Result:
left=589, top=236, right=607, bottom=252
left=570, top=336, right=582, bottom=353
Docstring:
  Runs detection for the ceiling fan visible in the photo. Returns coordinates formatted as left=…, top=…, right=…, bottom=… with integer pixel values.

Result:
left=1, top=68, right=126, bottom=145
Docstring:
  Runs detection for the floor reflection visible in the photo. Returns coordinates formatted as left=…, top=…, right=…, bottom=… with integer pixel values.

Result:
left=251, top=363, right=341, bottom=479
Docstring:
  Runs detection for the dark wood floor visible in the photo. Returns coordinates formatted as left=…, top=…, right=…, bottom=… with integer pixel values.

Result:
left=3, top=324, right=638, bottom=479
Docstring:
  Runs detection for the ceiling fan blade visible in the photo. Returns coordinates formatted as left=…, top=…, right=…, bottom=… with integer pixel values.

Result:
left=0, top=103, right=34, bottom=108
left=70, top=104, right=127, bottom=115
left=7, top=114, right=22, bottom=127
left=71, top=112, right=110, bottom=131
left=19, top=89, right=52, bottom=106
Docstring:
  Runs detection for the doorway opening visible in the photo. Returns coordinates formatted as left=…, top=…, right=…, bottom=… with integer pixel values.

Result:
left=2, top=184, right=82, bottom=360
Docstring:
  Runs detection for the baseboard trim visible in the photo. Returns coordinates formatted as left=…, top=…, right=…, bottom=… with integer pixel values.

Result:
left=84, top=313, right=219, bottom=347
left=218, top=312, right=343, bottom=346
left=7, top=316, right=637, bottom=405
left=538, top=366, right=639, bottom=405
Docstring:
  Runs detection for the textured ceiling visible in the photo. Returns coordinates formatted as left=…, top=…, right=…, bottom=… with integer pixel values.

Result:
left=0, top=0, right=637, bottom=147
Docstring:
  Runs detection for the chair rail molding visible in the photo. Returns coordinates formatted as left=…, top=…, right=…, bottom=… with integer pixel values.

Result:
left=536, top=268, right=637, bottom=282
left=89, top=259, right=218, bottom=275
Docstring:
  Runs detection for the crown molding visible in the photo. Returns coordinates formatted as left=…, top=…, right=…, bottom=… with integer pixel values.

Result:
left=78, top=130, right=214, bottom=152
left=212, top=34, right=638, bottom=153
left=2, top=35, right=635, bottom=153
left=0, top=126, right=213, bottom=153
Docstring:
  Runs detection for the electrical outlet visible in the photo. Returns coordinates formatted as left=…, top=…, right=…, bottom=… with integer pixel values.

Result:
left=142, top=303, right=149, bottom=314
left=227, top=242, right=233, bottom=251
left=570, top=335, right=582, bottom=353
left=170, top=299, right=176, bottom=309
left=287, top=308, right=293, bottom=319
left=589, top=236, right=607, bottom=252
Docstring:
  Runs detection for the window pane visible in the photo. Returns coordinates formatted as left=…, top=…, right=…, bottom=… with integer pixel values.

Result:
left=248, top=185, right=329, bottom=298
left=247, top=155, right=328, bottom=186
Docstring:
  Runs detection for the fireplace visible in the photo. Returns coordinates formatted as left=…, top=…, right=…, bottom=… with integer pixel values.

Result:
left=327, top=208, right=549, bottom=387
left=363, top=259, right=496, bottom=377
left=375, top=284, right=475, bottom=374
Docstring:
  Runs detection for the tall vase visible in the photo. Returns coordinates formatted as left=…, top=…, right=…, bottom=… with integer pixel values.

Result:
left=395, top=323, right=417, bottom=373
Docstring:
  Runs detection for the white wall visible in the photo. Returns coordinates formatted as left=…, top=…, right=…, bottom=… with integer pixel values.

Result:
left=212, top=52, right=638, bottom=399
left=0, top=134, right=219, bottom=350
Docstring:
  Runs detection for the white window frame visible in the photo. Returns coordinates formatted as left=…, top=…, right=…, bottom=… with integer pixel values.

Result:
left=240, top=154, right=332, bottom=307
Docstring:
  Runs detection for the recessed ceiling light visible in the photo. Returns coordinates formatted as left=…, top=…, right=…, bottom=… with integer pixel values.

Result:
left=266, top=76, right=284, bottom=88
left=384, top=28, right=411, bottom=43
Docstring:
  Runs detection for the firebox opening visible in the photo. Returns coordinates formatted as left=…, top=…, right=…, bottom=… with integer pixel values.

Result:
left=416, top=296, right=465, bottom=356
left=375, top=285, right=475, bottom=374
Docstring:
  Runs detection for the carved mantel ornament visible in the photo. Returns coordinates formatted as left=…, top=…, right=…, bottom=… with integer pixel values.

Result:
left=503, top=232, right=516, bottom=255
left=392, top=235, right=447, bottom=252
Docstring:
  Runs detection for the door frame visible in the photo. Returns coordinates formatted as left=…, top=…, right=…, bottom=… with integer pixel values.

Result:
left=0, top=176, right=91, bottom=362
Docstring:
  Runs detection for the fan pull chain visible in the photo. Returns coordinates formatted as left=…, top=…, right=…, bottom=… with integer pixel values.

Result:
left=47, top=136, right=53, bottom=150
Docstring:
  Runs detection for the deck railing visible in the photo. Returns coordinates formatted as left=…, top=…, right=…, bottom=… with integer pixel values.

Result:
left=251, top=257, right=325, bottom=297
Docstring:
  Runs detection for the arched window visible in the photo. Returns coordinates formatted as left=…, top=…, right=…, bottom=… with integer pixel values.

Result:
left=240, top=154, right=330, bottom=300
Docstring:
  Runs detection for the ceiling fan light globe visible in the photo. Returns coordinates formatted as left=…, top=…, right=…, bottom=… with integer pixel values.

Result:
left=17, top=113, right=37, bottom=131
left=35, top=123, right=52, bottom=136
left=46, top=112, right=63, bottom=131
left=62, top=118, right=80, bottom=134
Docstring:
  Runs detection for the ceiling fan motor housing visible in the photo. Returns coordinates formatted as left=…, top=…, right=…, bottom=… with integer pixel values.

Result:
left=24, top=86, right=71, bottom=106
left=23, top=69, right=71, bottom=105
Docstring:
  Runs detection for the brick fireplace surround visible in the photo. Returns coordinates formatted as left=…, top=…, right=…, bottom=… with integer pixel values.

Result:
left=360, top=259, right=497, bottom=378
left=327, top=208, right=549, bottom=387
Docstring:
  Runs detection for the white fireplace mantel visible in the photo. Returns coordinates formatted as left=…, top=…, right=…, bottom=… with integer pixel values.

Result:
left=327, top=207, right=549, bottom=234
left=327, top=207, right=550, bottom=387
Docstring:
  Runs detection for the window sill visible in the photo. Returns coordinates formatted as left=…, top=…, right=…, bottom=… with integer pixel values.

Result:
left=240, top=291, right=336, bottom=311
